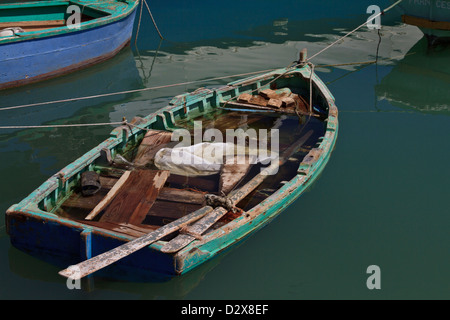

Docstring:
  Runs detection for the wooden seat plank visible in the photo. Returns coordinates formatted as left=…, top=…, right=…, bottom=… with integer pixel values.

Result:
left=99, top=170, right=169, bottom=225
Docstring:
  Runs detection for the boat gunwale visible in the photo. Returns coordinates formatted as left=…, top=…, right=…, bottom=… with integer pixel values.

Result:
left=0, top=0, right=138, bottom=44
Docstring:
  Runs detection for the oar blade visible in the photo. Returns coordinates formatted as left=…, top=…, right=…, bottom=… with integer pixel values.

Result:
left=161, top=207, right=228, bottom=253
left=59, top=206, right=213, bottom=279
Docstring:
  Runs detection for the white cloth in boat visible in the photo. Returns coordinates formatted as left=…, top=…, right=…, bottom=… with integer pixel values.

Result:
left=154, top=142, right=276, bottom=176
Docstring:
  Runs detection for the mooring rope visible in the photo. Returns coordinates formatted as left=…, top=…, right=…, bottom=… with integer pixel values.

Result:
left=143, top=0, right=164, bottom=40
left=0, top=69, right=279, bottom=113
left=306, top=0, right=404, bottom=62
left=134, top=0, right=145, bottom=46
left=0, top=0, right=406, bottom=129
left=0, top=121, right=124, bottom=130
left=135, top=0, right=164, bottom=44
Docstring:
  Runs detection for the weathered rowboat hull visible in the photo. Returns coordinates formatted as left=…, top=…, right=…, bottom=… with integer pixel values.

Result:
left=0, top=0, right=138, bottom=90
left=6, top=65, right=339, bottom=281
left=392, top=0, right=450, bottom=45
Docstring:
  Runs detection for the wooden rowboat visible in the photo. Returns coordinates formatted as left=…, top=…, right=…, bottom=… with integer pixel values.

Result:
left=0, top=0, right=138, bottom=90
left=6, top=61, right=339, bottom=281
left=392, top=0, right=450, bottom=45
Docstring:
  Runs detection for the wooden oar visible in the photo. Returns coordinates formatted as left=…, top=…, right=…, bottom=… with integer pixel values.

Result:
left=161, top=130, right=314, bottom=253
left=58, top=206, right=213, bottom=280
left=84, top=170, right=131, bottom=220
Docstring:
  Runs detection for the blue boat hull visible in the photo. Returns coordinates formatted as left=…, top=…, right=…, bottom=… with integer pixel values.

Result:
left=7, top=210, right=177, bottom=281
left=0, top=7, right=137, bottom=90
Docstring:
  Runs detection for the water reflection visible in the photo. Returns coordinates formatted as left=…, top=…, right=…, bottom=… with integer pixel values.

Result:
left=0, top=47, right=143, bottom=134
left=376, top=38, right=450, bottom=115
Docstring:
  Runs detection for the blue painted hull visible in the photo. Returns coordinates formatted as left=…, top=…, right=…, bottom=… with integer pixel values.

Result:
left=7, top=211, right=177, bottom=281
left=0, top=4, right=137, bottom=90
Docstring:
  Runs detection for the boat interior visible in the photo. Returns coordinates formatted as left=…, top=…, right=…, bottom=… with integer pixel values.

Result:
left=0, top=1, right=112, bottom=34
left=48, top=79, right=329, bottom=242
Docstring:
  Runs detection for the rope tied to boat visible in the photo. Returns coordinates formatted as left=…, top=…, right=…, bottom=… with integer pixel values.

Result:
left=204, top=194, right=242, bottom=214
left=135, top=0, right=164, bottom=46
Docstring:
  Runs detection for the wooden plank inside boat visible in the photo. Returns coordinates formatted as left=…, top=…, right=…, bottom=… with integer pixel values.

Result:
left=80, top=220, right=157, bottom=238
left=231, top=88, right=311, bottom=115
left=157, top=187, right=205, bottom=205
left=61, top=175, right=207, bottom=224
left=134, top=130, right=173, bottom=167
left=0, top=20, right=65, bottom=31
left=177, top=111, right=265, bottom=133
left=85, top=170, right=131, bottom=220
left=167, top=174, right=219, bottom=193
left=144, top=200, right=204, bottom=226
left=219, top=155, right=252, bottom=195
left=99, top=169, right=170, bottom=225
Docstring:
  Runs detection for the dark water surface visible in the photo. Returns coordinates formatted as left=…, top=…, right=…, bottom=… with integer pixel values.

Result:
left=0, top=0, right=449, bottom=299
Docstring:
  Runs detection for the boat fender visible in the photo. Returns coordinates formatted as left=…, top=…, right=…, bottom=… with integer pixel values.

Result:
left=0, top=27, right=24, bottom=38
left=80, top=171, right=101, bottom=196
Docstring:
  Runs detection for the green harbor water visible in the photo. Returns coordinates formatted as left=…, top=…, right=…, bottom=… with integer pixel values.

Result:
left=0, top=0, right=449, bottom=299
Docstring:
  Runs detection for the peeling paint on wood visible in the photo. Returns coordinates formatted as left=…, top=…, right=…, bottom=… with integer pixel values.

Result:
left=6, top=63, right=339, bottom=280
